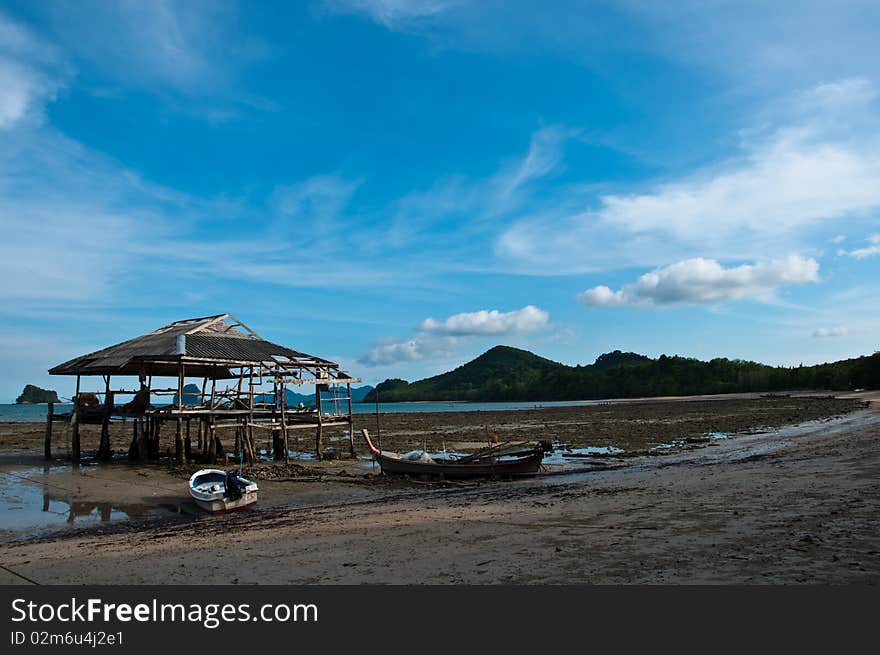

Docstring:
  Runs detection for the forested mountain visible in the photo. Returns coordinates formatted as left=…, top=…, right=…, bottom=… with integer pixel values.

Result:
left=362, top=346, right=880, bottom=402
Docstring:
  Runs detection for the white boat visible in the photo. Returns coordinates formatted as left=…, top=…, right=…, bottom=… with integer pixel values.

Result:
left=189, top=468, right=258, bottom=513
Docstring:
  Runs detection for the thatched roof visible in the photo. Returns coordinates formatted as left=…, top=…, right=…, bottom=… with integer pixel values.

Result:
left=49, top=314, right=349, bottom=380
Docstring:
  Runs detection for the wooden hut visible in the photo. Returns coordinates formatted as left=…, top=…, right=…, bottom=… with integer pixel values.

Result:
left=47, top=314, right=360, bottom=464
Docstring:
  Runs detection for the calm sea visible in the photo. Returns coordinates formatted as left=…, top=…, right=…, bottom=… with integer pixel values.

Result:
left=0, top=399, right=607, bottom=423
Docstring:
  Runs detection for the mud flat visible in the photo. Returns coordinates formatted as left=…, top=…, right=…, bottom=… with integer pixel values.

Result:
left=0, top=394, right=862, bottom=456
left=0, top=393, right=877, bottom=584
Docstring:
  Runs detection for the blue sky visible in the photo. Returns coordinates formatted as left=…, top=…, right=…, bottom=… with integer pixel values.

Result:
left=1, top=0, right=879, bottom=401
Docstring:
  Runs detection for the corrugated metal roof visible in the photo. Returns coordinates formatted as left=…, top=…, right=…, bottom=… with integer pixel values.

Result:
left=49, top=314, right=343, bottom=378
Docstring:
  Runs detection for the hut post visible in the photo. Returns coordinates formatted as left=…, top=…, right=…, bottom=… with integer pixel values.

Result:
left=315, top=382, right=324, bottom=460
left=247, top=366, right=255, bottom=463
left=140, top=418, right=147, bottom=459
left=207, top=416, right=217, bottom=464
left=175, top=363, right=185, bottom=464
left=44, top=401, right=53, bottom=460
left=71, top=375, right=81, bottom=463
left=185, top=418, right=192, bottom=461
left=175, top=419, right=185, bottom=464
left=152, top=418, right=162, bottom=460
left=128, top=418, right=139, bottom=460
left=280, top=378, right=289, bottom=464
left=98, top=375, right=113, bottom=461
left=346, top=382, right=355, bottom=459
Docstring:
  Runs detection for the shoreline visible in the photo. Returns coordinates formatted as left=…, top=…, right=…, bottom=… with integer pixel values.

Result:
left=0, top=392, right=877, bottom=583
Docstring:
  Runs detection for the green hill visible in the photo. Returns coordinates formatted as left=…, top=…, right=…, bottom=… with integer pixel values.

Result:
left=365, top=346, right=566, bottom=402
left=363, top=346, right=880, bottom=403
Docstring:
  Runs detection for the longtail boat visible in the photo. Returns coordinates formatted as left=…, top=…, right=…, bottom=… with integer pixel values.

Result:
left=362, top=429, right=547, bottom=478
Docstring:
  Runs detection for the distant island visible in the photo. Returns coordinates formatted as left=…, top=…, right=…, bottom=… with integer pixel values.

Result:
left=171, top=383, right=202, bottom=406
left=253, top=385, right=375, bottom=408
left=363, top=345, right=880, bottom=403
left=16, top=384, right=60, bottom=404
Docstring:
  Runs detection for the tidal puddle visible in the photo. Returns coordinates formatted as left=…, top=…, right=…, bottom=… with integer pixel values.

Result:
left=542, top=445, right=624, bottom=465
left=0, top=467, right=193, bottom=541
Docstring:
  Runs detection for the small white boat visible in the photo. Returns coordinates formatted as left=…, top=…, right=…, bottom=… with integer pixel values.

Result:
left=189, top=468, right=258, bottom=513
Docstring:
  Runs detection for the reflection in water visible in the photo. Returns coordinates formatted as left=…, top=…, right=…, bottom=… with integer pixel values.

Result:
left=0, top=467, right=190, bottom=541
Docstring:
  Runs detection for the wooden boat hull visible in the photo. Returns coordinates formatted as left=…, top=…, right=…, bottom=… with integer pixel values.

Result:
left=361, top=429, right=544, bottom=479
left=372, top=451, right=544, bottom=478
left=189, top=468, right=258, bottom=514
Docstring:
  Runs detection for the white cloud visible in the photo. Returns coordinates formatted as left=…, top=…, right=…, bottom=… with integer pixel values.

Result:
left=0, top=60, right=47, bottom=129
left=812, top=326, right=849, bottom=338
left=419, top=305, right=549, bottom=336
left=38, top=0, right=267, bottom=97
left=274, top=174, right=361, bottom=219
left=323, top=0, right=456, bottom=30
left=622, top=2, right=880, bottom=92
left=358, top=335, right=456, bottom=367
left=599, top=139, right=880, bottom=240
left=578, top=256, right=820, bottom=307
left=498, top=79, right=880, bottom=274
left=839, top=234, right=880, bottom=259
left=360, top=305, right=550, bottom=366
left=380, top=124, right=574, bottom=252
left=0, top=13, right=61, bottom=130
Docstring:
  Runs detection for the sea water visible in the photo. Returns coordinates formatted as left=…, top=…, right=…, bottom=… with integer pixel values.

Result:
left=0, top=399, right=611, bottom=422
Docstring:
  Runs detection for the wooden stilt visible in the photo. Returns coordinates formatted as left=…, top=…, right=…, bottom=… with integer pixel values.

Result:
left=207, top=417, right=216, bottom=463
left=98, top=376, right=113, bottom=461
left=175, top=364, right=186, bottom=464
left=137, top=418, right=148, bottom=461
left=44, top=401, right=53, bottom=461
left=280, top=380, right=289, bottom=464
left=71, top=376, right=81, bottom=463
left=175, top=418, right=184, bottom=464
left=247, top=366, right=256, bottom=463
left=346, top=383, right=355, bottom=459
left=185, top=418, right=192, bottom=461
left=128, top=419, right=139, bottom=460
left=315, top=384, right=324, bottom=460
left=152, top=419, right=162, bottom=460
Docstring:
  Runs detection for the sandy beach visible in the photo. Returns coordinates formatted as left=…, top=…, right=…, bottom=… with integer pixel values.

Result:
left=1, top=393, right=878, bottom=584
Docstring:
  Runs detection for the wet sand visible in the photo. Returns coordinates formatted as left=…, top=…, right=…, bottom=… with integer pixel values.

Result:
left=1, top=393, right=878, bottom=584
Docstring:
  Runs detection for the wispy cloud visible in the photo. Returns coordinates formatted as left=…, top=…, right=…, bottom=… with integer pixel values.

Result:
left=812, top=326, right=849, bottom=338
left=498, top=78, right=880, bottom=274
left=358, top=335, right=457, bottom=367
left=381, top=124, right=574, bottom=251
left=359, top=304, right=550, bottom=365
left=45, top=1, right=264, bottom=93
left=0, top=12, right=63, bottom=130
left=838, top=234, right=880, bottom=259
left=623, top=1, right=880, bottom=91
left=322, top=0, right=457, bottom=31
left=578, top=256, right=819, bottom=307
